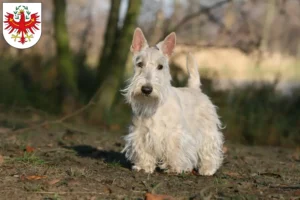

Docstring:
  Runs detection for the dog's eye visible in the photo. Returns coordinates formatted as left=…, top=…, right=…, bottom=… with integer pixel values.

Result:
left=137, top=62, right=143, bottom=68
left=157, top=64, right=163, bottom=70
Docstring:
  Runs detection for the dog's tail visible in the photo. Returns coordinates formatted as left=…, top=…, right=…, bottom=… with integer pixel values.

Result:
left=186, top=53, right=201, bottom=89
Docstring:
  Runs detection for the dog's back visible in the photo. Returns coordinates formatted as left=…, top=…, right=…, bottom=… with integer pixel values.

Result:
left=173, top=62, right=221, bottom=138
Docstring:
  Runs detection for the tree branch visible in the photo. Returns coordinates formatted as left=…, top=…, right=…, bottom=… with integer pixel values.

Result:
left=162, top=0, right=232, bottom=39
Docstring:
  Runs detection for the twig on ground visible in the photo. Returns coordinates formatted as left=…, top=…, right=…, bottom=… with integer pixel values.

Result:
left=33, top=191, right=106, bottom=195
left=151, top=182, right=163, bottom=194
left=10, top=99, right=96, bottom=134
left=142, top=181, right=151, bottom=192
left=59, top=123, right=95, bottom=134
left=269, top=185, right=300, bottom=190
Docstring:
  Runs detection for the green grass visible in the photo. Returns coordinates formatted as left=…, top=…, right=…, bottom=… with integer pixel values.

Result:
left=44, top=193, right=61, bottom=200
left=65, top=167, right=91, bottom=177
left=106, top=161, right=122, bottom=168
left=13, top=152, right=45, bottom=165
left=24, top=183, right=42, bottom=192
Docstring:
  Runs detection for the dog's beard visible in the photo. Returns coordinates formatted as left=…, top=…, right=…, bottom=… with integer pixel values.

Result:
left=121, top=77, right=171, bottom=117
left=122, top=85, right=164, bottom=117
left=130, top=91, right=161, bottom=117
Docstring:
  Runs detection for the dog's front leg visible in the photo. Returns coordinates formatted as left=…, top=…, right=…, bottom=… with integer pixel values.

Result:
left=131, top=151, right=156, bottom=173
left=123, top=132, right=156, bottom=174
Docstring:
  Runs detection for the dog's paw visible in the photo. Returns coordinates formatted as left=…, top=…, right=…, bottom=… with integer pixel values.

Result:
left=132, top=165, right=142, bottom=172
left=132, top=165, right=155, bottom=174
left=198, top=167, right=216, bottom=176
left=166, top=167, right=192, bottom=174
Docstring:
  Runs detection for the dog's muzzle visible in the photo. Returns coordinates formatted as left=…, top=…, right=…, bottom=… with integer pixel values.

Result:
left=141, top=85, right=153, bottom=95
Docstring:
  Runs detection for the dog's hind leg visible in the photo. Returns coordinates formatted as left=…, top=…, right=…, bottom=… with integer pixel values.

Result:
left=197, top=130, right=224, bottom=176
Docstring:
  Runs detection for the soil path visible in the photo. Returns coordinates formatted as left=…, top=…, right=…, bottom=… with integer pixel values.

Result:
left=0, top=125, right=299, bottom=200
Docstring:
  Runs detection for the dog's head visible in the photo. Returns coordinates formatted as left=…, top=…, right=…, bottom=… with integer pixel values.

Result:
left=122, top=28, right=176, bottom=116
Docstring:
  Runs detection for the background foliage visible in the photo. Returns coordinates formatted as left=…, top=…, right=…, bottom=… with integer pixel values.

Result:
left=0, top=0, right=299, bottom=147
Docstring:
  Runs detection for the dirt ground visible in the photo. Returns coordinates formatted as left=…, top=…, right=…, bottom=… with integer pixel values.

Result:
left=0, top=119, right=299, bottom=200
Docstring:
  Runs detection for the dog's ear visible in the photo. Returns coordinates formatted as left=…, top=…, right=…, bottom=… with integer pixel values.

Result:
left=131, top=28, right=148, bottom=53
left=157, top=32, right=176, bottom=57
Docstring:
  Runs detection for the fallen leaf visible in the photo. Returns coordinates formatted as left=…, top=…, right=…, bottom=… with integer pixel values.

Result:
left=222, top=146, right=228, bottom=154
left=145, top=193, right=175, bottom=200
left=192, top=169, right=199, bottom=176
left=0, top=155, right=4, bottom=165
left=24, top=175, right=46, bottom=181
left=20, top=175, right=25, bottom=181
left=104, top=185, right=112, bottom=194
left=25, top=146, right=35, bottom=153
left=48, top=179, right=61, bottom=185
left=223, top=171, right=242, bottom=178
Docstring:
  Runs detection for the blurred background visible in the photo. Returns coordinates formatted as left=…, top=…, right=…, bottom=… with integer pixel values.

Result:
left=1, top=0, right=299, bottom=147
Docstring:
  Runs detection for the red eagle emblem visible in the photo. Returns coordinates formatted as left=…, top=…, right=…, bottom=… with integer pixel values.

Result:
left=4, top=8, right=40, bottom=44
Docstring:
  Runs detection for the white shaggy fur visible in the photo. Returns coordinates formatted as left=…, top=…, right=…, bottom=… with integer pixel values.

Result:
left=121, top=28, right=224, bottom=176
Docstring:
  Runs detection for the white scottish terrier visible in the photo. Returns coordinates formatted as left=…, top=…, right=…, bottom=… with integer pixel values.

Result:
left=122, top=28, right=224, bottom=176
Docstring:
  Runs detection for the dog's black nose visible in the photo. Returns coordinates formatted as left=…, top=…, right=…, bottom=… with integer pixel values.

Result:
left=141, top=85, right=153, bottom=95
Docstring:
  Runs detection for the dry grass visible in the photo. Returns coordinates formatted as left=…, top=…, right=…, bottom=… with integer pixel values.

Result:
left=172, top=46, right=300, bottom=92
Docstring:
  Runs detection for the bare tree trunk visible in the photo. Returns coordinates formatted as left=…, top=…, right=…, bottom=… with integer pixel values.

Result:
left=75, top=4, right=95, bottom=100
left=257, top=0, right=277, bottom=66
left=53, top=0, right=77, bottom=113
left=75, top=2, right=93, bottom=69
left=96, top=0, right=121, bottom=87
left=90, top=0, right=141, bottom=122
